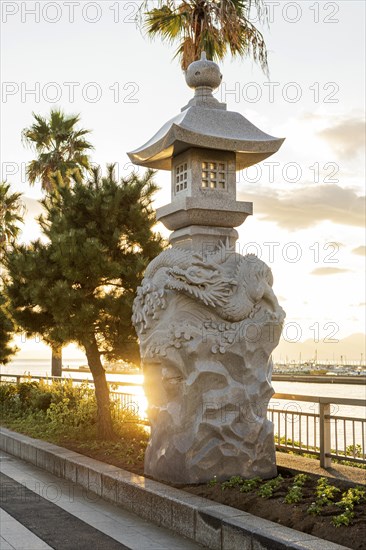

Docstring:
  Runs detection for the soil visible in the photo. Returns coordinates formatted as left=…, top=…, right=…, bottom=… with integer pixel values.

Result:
left=56, top=438, right=365, bottom=550
left=183, top=467, right=366, bottom=550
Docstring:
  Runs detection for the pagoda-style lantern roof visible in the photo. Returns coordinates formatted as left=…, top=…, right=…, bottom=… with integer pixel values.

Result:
left=128, top=53, right=284, bottom=171
left=128, top=53, right=285, bottom=250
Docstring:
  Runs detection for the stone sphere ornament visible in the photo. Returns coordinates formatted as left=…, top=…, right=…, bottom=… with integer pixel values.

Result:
left=185, top=51, right=223, bottom=90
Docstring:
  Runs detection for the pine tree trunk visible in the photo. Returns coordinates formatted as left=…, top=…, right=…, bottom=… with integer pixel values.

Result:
left=84, top=336, right=115, bottom=440
left=51, top=345, right=62, bottom=377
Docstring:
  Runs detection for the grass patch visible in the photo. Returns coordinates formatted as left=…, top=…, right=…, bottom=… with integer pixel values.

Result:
left=0, top=380, right=148, bottom=473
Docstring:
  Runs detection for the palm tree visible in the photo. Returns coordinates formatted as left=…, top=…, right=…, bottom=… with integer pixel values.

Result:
left=22, top=109, right=93, bottom=376
left=142, top=0, right=268, bottom=73
left=22, top=109, right=93, bottom=193
left=0, top=182, right=23, bottom=257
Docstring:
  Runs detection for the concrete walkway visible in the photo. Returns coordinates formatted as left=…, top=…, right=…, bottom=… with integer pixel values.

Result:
left=276, top=452, right=366, bottom=485
left=0, top=509, right=52, bottom=550
left=0, top=428, right=355, bottom=550
left=0, top=452, right=206, bottom=550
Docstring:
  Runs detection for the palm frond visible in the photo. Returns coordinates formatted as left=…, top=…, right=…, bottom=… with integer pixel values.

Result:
left=22, top=109, right=94, bottom=195
left=142, top=0, right=269, bottom=73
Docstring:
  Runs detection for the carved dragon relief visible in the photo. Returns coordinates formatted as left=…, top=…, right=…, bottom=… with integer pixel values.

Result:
left=132, top=241, right=286, bottom=484
left=133, top=241, right=284, bottom=347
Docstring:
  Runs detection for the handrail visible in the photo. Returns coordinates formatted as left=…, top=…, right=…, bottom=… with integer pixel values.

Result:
left=0, top=373, right=142, bottom=387
left=1, top=374, right=365, bottom=405
left=272, top=393, right=366, bottom=407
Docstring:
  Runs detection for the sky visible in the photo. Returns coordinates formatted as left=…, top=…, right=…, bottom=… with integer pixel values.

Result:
left=1, top=0, right=365, bottom=363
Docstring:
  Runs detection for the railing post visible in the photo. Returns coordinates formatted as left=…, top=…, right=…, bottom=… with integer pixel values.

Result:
left=320, top=402, right=331, bottom=468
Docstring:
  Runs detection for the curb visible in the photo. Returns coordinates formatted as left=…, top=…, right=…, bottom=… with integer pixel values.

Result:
left=0, top=427, right=349, bottom=550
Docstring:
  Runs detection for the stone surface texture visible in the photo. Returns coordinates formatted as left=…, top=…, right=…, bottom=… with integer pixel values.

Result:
left=132, top=243, right=285, bottom=484
left=130, top=53, right=286, bottom=484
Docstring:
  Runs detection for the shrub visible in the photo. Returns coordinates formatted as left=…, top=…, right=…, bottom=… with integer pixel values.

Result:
left=0, top=384, right=18, bottom=412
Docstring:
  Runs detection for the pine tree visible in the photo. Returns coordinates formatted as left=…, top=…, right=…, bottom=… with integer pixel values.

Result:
left=6, top=165, right=165, bottom=438
left=5, top=241, right=63, bottom=368
left=0, top=294, right=17, bottom=364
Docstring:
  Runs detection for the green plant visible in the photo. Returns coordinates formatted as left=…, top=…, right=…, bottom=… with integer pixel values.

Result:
left=284, top=473, right=309, bottom=504
left=337, top=486, right=366, bottom=509
left=257, top=475, right=284, bottom=499
left=285, top=485, right=303, bottom=504
left=293, top=473, right=309, bottom=487
left=0, top=383, right=18, bottom=406
left=207, top=476, right=218, bottom=487
left=239, top=477, right=262, bottom=493
left=315, top=477, right=340, bottom=506
left=307, top=501, right=323, bottom=516
left=332, top=509, right=355, bottom=527
left=221, top=475, right=262, bottom=492
left=345, top=444, right=363, bottom=458
left=221, top=476, right=244, bottom=490
left=17, top=381, right=39, bottom=408
left=31, top=390, right=53, bottom=411
left=307, top=477, right=341, bottom=515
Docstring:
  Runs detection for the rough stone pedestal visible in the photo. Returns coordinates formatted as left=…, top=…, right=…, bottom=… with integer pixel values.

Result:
left=132, top=241, right=285, bottom=484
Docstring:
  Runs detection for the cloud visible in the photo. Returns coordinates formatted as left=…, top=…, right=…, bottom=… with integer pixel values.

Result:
left=240, top=185, right=365, bottom=229
left=352, top=246, right=366, bottom=256
left=311, top=267, right=351, bottom=276
left=317, top=118, right=365, bottom=159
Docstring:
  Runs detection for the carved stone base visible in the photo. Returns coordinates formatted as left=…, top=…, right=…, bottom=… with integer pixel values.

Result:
left=132, top=241, right=285, bottom=484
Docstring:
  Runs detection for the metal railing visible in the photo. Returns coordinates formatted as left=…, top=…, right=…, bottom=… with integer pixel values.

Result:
left=1, top=374, right=365, bottom=467
left=268, top=393, right=366, bottom=467
left=0, top=373, right=142, bottom=387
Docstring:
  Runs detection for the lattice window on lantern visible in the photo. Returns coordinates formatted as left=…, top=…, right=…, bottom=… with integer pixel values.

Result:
left=175, top=163, right=188, bottom=193
left=201, top=161, right=227, bottom=189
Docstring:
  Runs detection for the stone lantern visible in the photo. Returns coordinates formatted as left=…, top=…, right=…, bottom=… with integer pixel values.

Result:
left=129, top=54, right=286, bottom=484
